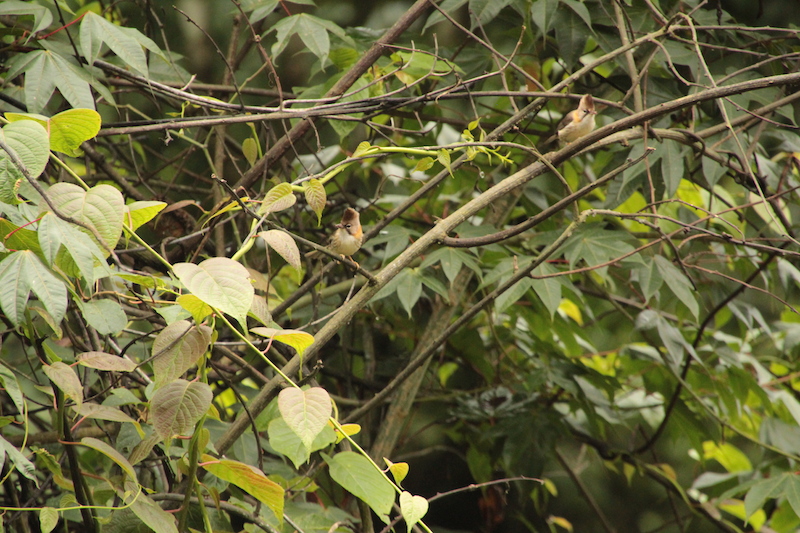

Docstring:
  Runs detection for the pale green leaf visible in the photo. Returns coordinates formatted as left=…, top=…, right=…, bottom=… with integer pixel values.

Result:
left=242, top=137, right=259, bottom=166
left=47, top=183, right=125, bottom=254
left=258, top=182, right=296, bottom=215
left=80, top=12, right=149, bottom=76
left=399, top=491, right=429, bottom=533
left=0, top=435, right=38, bottom=483
left=0, top=2, right=53, bottom=34
left=120, top=484, right=179, bottom=533
left=79, top=299, right=128, bottom=335
left=278, top=387, right=332, bottom=450
left=257, top=230, right=301, bottom=269
left=0, top=250, right=68, bottom=326
left=39, top=507, right=58, bottom=533
left=81, top=436, right=138, bottom=481
left=173, top=257, right=254, bottom=328
left=268, top=417, right=337, bottom=467
left=304, top=178, right=326, bottom=225
left=42, top=362, right=83, bottom=408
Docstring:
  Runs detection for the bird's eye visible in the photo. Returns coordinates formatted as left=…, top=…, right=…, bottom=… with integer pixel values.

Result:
left=345, top=224, right=351, bottom=229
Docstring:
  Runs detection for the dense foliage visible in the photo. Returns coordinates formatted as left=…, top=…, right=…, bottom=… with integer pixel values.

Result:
left=2, top=0, right=800, bottom=532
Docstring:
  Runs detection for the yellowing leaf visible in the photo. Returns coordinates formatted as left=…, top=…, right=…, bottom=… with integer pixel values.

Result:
left=201, top=454, right=284, bottom=522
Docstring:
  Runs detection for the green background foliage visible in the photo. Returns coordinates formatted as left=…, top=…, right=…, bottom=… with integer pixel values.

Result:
left=2, top=0, right=800, bottom=532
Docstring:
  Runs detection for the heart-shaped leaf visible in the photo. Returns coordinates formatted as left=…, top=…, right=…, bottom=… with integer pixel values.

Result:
left=400, top=491, right=429, bottom=532
left=278, top=387, right=332, bottom=450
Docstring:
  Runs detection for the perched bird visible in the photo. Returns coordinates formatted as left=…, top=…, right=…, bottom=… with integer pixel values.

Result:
left=546, top=94, right=597, bottom=146
left=308, top=207, right=363, bottom=264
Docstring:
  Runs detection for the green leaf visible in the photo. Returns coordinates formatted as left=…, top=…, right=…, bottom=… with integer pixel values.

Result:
left=202, top=454, right=285, bottom=522
left=251, top=327, right=315, bottom=358
left=268, top=417, right=336, bottom=468
left=242, top=137, right=259, bottom=166
left=469, top=0, right=514, bottom=28
left=423, top=0, right=468, bottom=31
left=660, top=141, right=684, bottom=199
left=80, top=438, right=138, bottom=483
left=124, top=201, right=167, bottom=232
left=530, top=0, right=559, bottom=35
left=270, top=14, right=348, bottom=66
left=47, top=183, right=125, bottom=254
left=39, top=507, right=58, bottom=533
left=0, top=219, right=42, bottom=255
left=437, top=149, right=453, bottom=177
left=702, top=441, right=752, bottom=473
left=0, top=365, right=25, bottom=415
left=0, top=1, right=54, bottom=35
left=47, top=109, right=102, bottom=156
left=637, top=258, right=664, bottom=303
left=77, top=351, right=137, bottom=372
left=325, top=451, right=395, bottom=520
left=42, top=362, right=83, bottom=408
left=304, top=178, right=326, bottom=225
left=173, top=257, right=254, bottom=329
left=80, top=12, right=150, bottom=76
left=495, top=278, right=532, bottom=313
left=562, top=224, right=635, bottom=277
left=258, top=182, right=296, bottom=215
left=744, top=474, right=787, bottom=519
left=176, top=294, right=213, bottom=325
left=531, top=263, right=562, bottom=318
left=0, top=250, right=68, bottom=326
left=257, top=230, right=301, bottom=269
left=654, top=256, right=699, bottom=319
left=79, top=299, right=128, bottom=335
left=0, top=435, right=38, bottom=483
left=553, top=8, right=588, bottom=68
left=421, top=248, right=481, bottom=284
left=76, top=403, right=142, bottom=435
left=0, top=120, right=50, bottom=203
left=6, top=50, right=95, bottom=112
left=152, top=320, right=212, bottom=387
left=120, top=484, right=179, bottom=533
left=278, top=387, right=332, bottom=450
left=396, top=269, right=423, bottom=317
left=38, top=212, right=105, bottom=284
left=399, top=491, right=429, bottom=533
left=150, top=379, right=212, bottom=440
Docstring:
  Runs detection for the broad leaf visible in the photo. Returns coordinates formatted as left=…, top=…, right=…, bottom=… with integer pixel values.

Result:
left=251, top=327, right=315, bottom=358
left=201, top=454, right=285, bottom=522
left=173, top=257, right=254, bottom=328
left=399, top=491, right=429, bottom=533
left=257, top=230, right=301, bottom=269
left=0, top=120, right=50, bottom=204
left=325, top=451, right=395, bottom=520
left=77, top=351, right=137, bottom=372
left=278, top=387, right=332, bottom=450
left=150, top=379, right=212, bottom=440
left=42, top=362, right=83, bottom=408
left=304, top=178, right=326, bottom=225
left=0, top=251, right=67, bottom=326
left=152, top=320, right=212, bottom=387
left=80, top=12, right=162, bottom=76
left=258, top=183, right=296, bottom=215
left=47, top=183, right=125, bottom=254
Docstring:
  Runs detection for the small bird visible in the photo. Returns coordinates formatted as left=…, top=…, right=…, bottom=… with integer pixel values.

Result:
left=546, top=94, right=597, bottom=146
left=308, top=207, right=363, bottom=265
